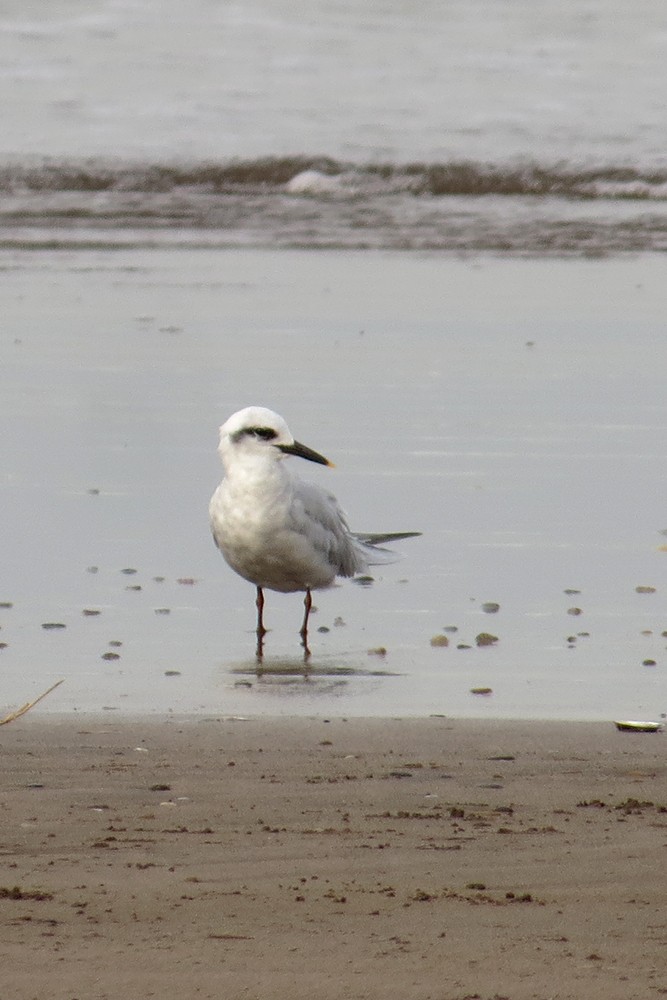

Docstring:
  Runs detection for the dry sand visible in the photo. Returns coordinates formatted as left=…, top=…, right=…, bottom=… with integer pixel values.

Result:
left=1, top=715, right=666, bottom=999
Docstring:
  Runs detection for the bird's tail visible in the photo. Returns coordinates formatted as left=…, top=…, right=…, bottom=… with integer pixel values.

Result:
left=354, top=531, right=421, bottom=545
left=352, top=531, right=421, bottom=566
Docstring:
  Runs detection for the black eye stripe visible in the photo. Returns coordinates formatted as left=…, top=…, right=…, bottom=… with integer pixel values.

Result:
left=230, top=425, right=279, bottom=444
left=245, top=426, right=278, bottom=441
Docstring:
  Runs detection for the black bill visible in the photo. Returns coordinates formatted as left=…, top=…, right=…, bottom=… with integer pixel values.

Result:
left=278, top=440, right=333, bottom=466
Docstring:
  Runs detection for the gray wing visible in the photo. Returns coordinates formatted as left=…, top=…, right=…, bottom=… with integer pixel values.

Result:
left=290, top=480, right=368, bottom=577
left=292, top=479, right=421, bottom=575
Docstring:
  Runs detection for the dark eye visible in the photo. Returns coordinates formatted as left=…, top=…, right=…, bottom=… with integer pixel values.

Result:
left=248, top=426, right=277, bottom=441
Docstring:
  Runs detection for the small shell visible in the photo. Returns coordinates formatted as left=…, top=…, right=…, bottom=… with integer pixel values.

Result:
left=614, top=720, right=662, bottom=733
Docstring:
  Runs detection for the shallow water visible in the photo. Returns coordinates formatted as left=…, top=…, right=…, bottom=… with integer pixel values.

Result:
left=2, top=248, right=666, bottom=720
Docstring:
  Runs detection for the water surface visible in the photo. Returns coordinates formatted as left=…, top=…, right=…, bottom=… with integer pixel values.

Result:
left=1, top=0, right=667, bottom=255
left=1, top=1, right=666, bottom=719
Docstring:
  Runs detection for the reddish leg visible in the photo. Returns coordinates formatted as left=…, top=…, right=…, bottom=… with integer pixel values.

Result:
left=300, top=588, right=313, bottom=659
left=255, top=586, right=266, bottom=661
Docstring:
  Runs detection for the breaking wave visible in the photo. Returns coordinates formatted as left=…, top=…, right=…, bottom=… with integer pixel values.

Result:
left=1, top=156, right=666, bottom=256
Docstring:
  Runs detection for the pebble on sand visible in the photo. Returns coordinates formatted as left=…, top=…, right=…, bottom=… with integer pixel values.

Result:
left=430, top=634, right=449, bottom=647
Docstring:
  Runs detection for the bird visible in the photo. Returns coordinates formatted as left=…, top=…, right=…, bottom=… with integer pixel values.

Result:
left=209, top=406, right=420, bottom=659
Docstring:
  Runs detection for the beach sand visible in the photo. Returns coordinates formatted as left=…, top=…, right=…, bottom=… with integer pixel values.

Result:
left=1, top=715, right=665, bottom=999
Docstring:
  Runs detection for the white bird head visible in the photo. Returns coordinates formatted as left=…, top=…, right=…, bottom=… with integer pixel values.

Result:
left=218, top=406, right=333, bottom=472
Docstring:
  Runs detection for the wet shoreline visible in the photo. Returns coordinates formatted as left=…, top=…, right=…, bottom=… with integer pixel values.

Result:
left=2, top=249, right=666, bottom=721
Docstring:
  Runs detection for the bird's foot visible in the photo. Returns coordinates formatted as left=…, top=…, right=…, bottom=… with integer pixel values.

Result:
left=300, top=630, right=312, bottom=662
left=255, top=627, right=266, bottom=662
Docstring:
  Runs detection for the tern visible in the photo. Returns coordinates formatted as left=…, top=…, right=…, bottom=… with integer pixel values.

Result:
left=209, top=406, right=420, bottom=658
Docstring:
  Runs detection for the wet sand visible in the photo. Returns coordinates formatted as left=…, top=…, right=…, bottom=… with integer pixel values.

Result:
left=4, top=250, right=667, bottom=721
left=2, top=714, right=665, bottom=999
